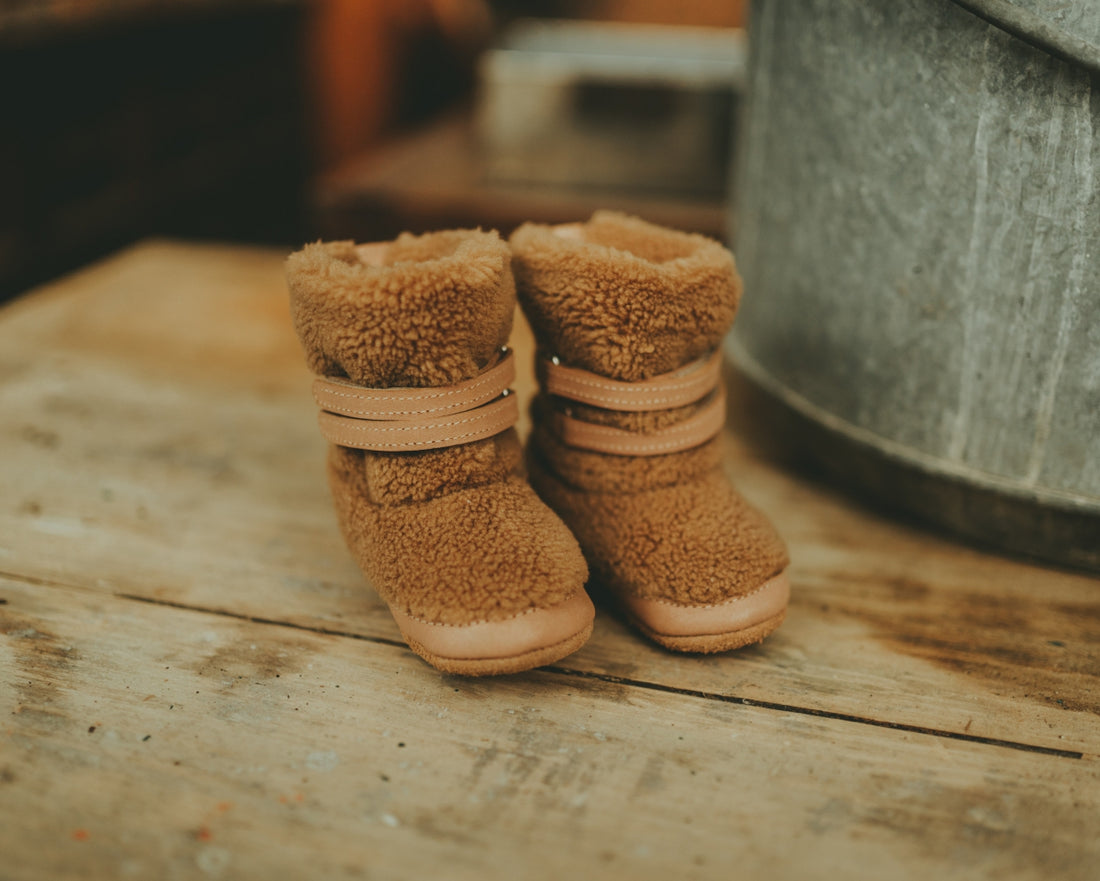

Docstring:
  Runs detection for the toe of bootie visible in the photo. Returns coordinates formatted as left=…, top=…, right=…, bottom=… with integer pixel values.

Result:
left=620, top=573, right=789, bottom=654
left=341, top=473, right=595, bottom=675
left=528, top=452, right=789, bottom=654
left=393, top=590, right=595, bottom=676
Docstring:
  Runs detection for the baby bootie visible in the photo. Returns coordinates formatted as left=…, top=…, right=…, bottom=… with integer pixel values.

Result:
left=286, top=230, right=593, bottom=675
left=510, top=212, right=790, bottom=653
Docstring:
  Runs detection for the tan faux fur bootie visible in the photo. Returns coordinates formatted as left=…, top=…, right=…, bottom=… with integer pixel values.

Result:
left=286, top=230, right=593, bottom=675
left=510, top=212, right=790, bottom=653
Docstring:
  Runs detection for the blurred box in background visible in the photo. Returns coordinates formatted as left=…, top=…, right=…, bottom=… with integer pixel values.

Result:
left=477, top=19, right=745, bottom=196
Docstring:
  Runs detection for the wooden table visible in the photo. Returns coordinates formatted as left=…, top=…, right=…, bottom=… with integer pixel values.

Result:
left=1, top=241, right=1097, bottom=880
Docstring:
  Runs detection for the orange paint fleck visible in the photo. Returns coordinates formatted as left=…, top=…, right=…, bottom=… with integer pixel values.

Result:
left=72, top=829, right=90, bottom=841
left=278, top=795, right=288, bottom=804
left=295, top=793, right=304, bottom=803
left=196, top=826, right=212, bottom=842
left=216, top=801, right=233, bottom=813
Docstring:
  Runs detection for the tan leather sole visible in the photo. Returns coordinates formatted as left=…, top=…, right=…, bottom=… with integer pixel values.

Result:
left=405, top=622, right=594, bottom=676
left=620, top=572, right=790, bottom=654
left=392, top=590, right=595, bottom=676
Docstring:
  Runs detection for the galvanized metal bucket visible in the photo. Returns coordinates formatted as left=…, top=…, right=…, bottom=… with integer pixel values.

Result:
left=730, top=0, right=1100, bottom=570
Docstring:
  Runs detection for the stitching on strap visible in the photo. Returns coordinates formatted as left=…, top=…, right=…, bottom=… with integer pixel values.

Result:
left=319, top=397, right=518, bottom=451
left=539, top=350, right=721, bottom=413
left=553, top=391, right=726, bottom=457
left=312, top=349, right=518, bottom=451
left=313, top=349, right=515, bottom=418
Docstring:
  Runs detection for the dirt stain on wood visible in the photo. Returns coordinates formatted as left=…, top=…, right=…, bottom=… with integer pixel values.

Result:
left=18, top=499, right=42, bottom=516
left=188, top=636, right=315, bottom=690
left=834, top=575, right=1100, bottom=715
left=1, top=608, right=78, bottom=730
left=859, top=776, right=1098, bottom=878
left=17, top=425, right=60, bottom=450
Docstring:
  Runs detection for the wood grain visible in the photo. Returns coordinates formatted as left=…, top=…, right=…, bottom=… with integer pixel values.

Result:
left=3, top=240, right=1099, bottom=879
left=1, top=241, right=1095, bottom=758
left=3, top=576, right=1097, bottom=881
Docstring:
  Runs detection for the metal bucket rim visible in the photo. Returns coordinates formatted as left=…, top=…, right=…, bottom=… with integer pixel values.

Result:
left=952, top=0, right=1100, bottom=73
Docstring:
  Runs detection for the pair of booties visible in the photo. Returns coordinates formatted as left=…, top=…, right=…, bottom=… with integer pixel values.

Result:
left=286, top=212, right=789, bottom=676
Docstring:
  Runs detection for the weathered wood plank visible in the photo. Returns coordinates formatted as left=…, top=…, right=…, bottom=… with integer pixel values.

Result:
left=1, top=576, right=1096, bottom=881
left=0, top=241, right=1096, bottom=756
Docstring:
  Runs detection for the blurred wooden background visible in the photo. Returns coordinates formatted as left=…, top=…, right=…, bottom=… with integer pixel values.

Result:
left=0, top=0, right=746, bottom=300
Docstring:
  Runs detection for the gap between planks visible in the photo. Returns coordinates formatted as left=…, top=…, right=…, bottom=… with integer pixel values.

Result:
left=1, top=566, right=1084, bottom=762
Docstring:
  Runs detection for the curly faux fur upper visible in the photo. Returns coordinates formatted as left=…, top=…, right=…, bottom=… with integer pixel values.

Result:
left=509, top=212, right=742, bottom=381
left=284, top=229, right=589, bottom=631
left=511, top=213, right=789, bottom=610
left=285, top=229, right=514, bottom=388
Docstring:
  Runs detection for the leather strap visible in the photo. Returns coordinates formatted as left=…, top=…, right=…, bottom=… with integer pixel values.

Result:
left=541, top=349, right=726, bottom=456
left=314, top=348, right=518, bottom=452
left=319, top=393, right=518, bottom=451
left=538, top=349, right=722, bottom=412
left=552, top=391, right=726, bottom=456
left=313, top=349, right=515, bottom=419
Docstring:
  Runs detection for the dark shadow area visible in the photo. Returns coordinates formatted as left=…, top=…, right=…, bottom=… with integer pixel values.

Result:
left=0, top=3, right=311, bottom=303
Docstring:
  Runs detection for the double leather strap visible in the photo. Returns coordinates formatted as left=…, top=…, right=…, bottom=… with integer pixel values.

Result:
left=539, top=350, right=726, bottom=457
left=314, top=348, right=518, bottom=451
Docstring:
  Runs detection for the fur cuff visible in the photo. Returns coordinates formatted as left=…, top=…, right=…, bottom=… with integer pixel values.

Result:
left=509, top=211, right=741, bottom=382
left=286, top=229, right=514, bottom=388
